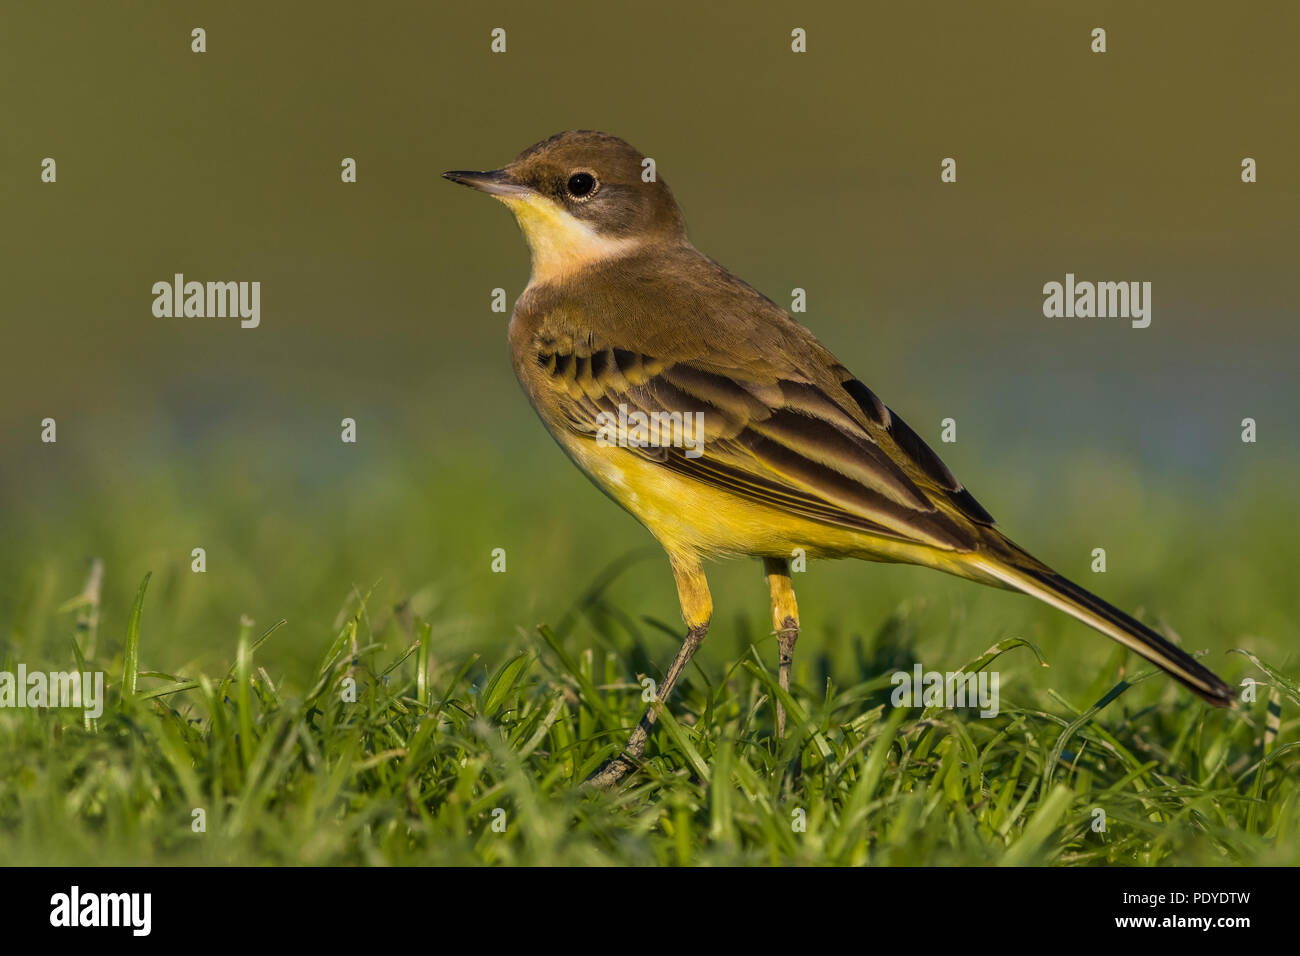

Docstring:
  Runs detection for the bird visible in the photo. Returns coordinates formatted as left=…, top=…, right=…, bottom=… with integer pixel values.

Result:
left=444, top=130, right=1235, bottom=789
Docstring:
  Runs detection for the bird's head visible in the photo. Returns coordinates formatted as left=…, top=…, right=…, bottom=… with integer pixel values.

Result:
left=444, top=130, right=686, bottom=284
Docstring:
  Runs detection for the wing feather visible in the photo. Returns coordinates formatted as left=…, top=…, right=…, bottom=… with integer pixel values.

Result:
left=537, top=338, right=993, bottom=550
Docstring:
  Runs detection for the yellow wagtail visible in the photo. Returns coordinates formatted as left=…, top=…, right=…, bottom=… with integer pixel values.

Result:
left=445, top=130, right=1234, bottom=789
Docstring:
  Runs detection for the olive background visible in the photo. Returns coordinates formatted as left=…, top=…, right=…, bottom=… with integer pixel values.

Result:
left=2, top=1, right=1297, bottom=688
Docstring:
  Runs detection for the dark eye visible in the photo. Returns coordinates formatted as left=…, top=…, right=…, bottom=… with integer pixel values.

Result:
left=566, top=171, right=597, bottom=200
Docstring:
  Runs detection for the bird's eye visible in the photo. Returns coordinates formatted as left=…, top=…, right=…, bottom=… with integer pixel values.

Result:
left=566, top=171, right=598, bottom=200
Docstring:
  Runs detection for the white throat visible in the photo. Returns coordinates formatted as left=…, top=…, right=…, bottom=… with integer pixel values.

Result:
left=498, top=193, right=642, bottom=286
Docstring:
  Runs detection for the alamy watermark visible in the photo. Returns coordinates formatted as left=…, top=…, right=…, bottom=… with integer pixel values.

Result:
left=152, top=273, right=260, bottom=328
left=0, top=666, right=105, bottom=719
left=1042, top=273, right=1151, bottom=328
left=890, top=664, right=1000, bottom=718
left=49, top=886, right=151, bottom=935
left=595, top=403, right=705, bottom=458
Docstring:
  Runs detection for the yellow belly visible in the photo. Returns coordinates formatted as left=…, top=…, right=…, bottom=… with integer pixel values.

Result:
left=555, top=429, right=961, bottom=573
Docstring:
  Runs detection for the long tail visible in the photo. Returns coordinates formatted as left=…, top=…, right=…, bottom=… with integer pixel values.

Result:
left=968, top=544, right=1235, bottom=707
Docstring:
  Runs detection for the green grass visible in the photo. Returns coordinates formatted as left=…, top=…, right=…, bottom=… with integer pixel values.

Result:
left=2, top=438, right=1297, bottom=865
left=1, top=557, right=1297, bottom=866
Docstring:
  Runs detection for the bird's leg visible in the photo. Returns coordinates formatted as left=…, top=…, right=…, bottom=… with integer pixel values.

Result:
left=763, top=557, right=801, bottom=739
left=582, top=557, right=712, bottom=791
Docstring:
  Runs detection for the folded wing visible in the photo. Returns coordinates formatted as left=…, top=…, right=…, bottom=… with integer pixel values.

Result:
left=532, top=340, right=996, bottom=553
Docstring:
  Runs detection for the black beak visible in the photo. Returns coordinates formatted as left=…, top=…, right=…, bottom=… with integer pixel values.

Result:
left=442, top=168, right=532, bottom=198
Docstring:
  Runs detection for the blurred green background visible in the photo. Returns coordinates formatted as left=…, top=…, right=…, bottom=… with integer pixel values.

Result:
left=2, top=1, right=1297, bottom=698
